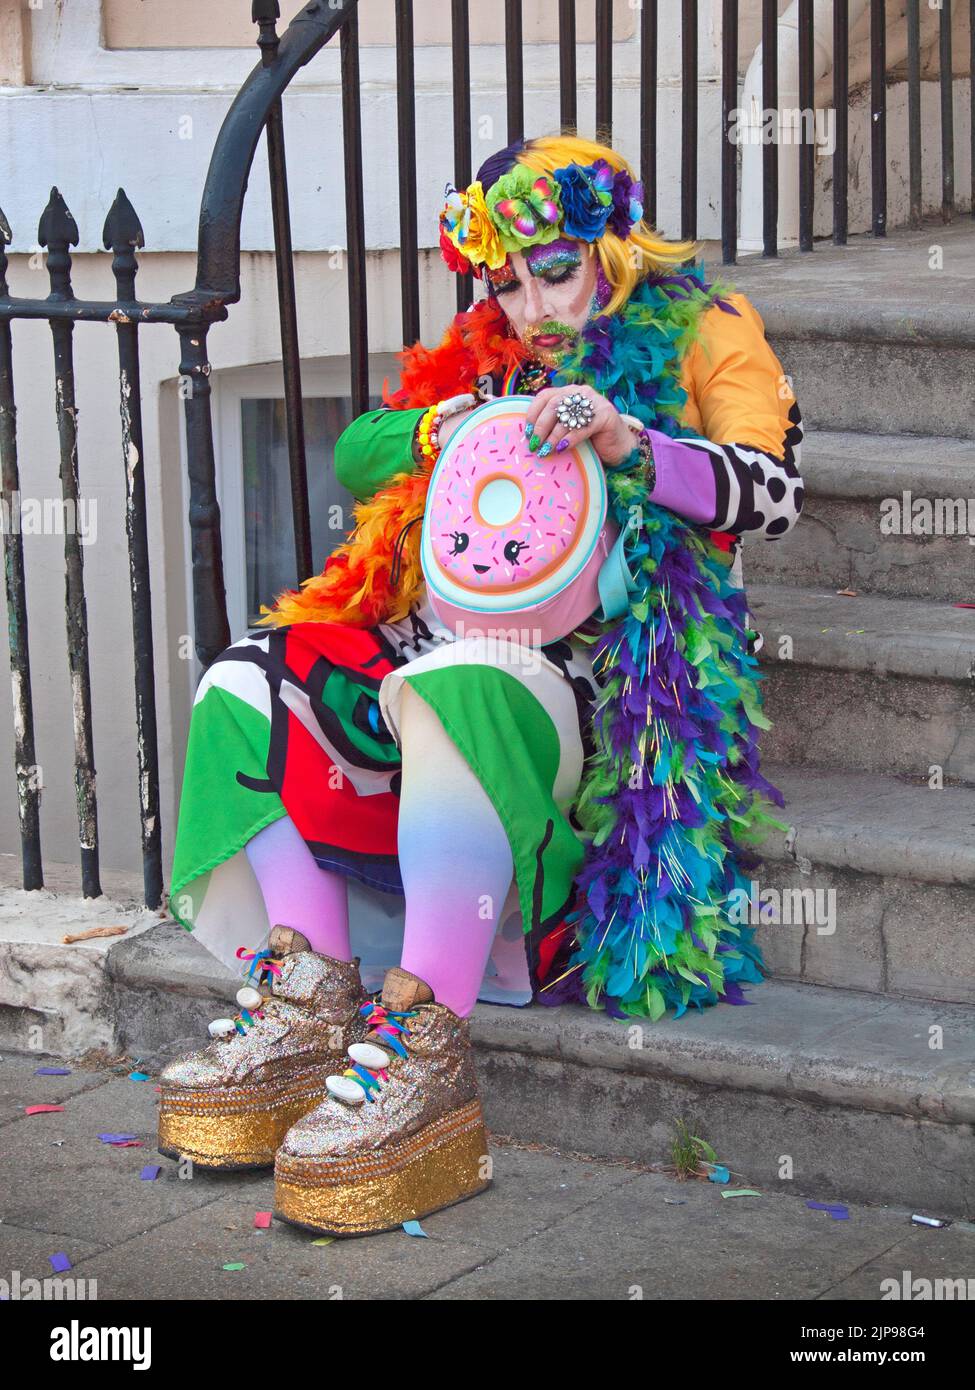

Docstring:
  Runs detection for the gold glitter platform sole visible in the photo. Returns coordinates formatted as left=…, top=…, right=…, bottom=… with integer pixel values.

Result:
left=158, top=1071, right=330, bottom=1171
left=274, top=1099, right=490, bottom=1235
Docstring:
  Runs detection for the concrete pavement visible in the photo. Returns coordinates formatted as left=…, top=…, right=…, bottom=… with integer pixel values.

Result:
left=2, top=1051, right=974, bottom=1301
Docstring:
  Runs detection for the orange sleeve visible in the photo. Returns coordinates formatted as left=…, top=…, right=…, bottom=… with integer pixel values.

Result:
left=680, top=294, right=797, bottom=457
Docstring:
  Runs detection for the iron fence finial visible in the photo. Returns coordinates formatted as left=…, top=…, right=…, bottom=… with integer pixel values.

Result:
left=252, top=1, right=281, bottom=21
left=38, top=187, right=79, bottom=249
left=103, top=188, right=146, bottom=253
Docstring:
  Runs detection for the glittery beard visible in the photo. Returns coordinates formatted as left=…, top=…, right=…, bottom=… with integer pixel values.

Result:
left=522, top=320, right=578, bottom=366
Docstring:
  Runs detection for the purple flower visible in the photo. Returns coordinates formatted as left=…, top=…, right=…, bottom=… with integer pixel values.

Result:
left=609, top=170, right=645, bottom=239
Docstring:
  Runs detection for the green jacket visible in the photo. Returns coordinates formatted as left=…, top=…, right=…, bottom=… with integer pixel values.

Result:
left=334, top=406, right=425, bottom=502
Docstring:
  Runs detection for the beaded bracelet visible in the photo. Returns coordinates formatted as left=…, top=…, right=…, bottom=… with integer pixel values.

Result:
left=619, top=413, right=656, bottom=493
left=414, top=392, right=477, bottom=464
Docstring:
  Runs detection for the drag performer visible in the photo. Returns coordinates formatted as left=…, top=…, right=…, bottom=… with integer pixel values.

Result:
left=159, top=135, right=803, bottom=1234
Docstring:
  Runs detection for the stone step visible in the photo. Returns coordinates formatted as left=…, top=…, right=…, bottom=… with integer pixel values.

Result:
left=722, top=222, right=975, bottom=439
left=757, top=764, right=975, bottom=1004
left=474, top=982, right=975, bottom=1218
left=107, top=921, right=975, bottom=1218
left=751, top=584, right=975, bottom=783
left=743, top=430, right=975, bottom=602
left=0, top=855, right=161, bottom=1057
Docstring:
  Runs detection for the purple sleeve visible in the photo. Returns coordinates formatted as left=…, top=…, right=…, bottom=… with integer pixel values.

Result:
left=644, top=411, right=805, bottom=540
left=645, top=432, right=719, bottom=525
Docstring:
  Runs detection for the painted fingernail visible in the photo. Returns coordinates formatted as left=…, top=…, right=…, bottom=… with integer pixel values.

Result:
left=556, top=438, right=570, bottom=453
left=528, top=432, right=541, bottom=452
left=538, top=442, right=552, bottom=458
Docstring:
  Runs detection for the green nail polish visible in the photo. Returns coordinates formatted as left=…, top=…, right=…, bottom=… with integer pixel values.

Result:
left=528, top=432, right=540, bottom=451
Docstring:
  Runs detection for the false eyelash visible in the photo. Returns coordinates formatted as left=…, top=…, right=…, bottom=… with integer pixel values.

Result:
left=493, top=265, right=579, bottom=296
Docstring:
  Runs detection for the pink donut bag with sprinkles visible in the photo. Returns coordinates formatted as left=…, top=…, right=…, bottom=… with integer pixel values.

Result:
left=420, top=396, right=620, bottom=646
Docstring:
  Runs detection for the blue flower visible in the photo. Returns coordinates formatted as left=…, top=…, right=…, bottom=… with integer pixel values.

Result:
left=553, top=160, right=615, bottom=241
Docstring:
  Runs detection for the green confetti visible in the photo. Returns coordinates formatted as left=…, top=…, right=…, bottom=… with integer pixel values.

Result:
left=221, top=1262, right=245, bottom=1271
left=311, top=1238, right=334, bottom=1247
left=721, top=1188, right=762, bottom=1199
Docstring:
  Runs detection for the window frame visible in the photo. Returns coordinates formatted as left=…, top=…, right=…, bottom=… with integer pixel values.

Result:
left=181, top=355, right=401, bottom=643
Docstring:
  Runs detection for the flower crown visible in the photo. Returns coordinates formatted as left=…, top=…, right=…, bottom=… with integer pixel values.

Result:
left=439, top=159, right=644, bottom=277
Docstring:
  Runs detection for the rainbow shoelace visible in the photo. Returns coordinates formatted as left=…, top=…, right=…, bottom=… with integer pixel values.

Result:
left=335, top=1002, right=417, bottom=1102
left=223, top=946, right=283, bottom=1036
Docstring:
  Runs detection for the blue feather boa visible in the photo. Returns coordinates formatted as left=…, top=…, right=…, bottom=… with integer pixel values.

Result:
left=540, top=268, right=786, bottom=1020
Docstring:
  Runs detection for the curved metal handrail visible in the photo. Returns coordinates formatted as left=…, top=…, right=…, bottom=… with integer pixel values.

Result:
left=175, top=0, right=360, bottom=308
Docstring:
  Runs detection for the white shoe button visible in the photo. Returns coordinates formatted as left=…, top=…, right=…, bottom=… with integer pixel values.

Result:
left=347, top=1042, right=390, bottom=1069
left=325, top=1075, right=366, bottom=1105
left=235, top=986, right=263, bottom=1010
left=208, top=1018, right=236, bottom=1039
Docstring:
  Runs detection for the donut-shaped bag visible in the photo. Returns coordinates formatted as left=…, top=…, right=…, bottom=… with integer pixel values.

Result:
left=420, top=395, right=618, bottom=646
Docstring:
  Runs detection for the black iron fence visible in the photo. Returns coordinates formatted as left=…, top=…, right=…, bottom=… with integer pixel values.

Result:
left=0, top=0, right=972, bottom=906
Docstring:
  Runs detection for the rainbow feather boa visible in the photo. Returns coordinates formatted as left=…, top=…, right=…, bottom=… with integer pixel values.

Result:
left=540, top=269, right=786, bottom=1019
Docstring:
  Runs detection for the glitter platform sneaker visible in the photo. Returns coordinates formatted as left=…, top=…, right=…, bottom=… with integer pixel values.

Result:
left=274, top=967, right=490, bottom=1235
left=158, top=926, right=365, bottom=1171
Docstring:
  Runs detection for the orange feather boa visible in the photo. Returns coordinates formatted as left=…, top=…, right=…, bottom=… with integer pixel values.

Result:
left=262, top=298, right=528, bottom=628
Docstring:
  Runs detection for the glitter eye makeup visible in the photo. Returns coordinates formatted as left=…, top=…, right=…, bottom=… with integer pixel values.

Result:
left=486, top=267, right=519, bottom=296
left=526, top=246, right=583, bottom=279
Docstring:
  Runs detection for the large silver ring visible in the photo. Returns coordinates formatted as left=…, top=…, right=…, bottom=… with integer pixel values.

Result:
left=554, top=391, right=594, bottom=431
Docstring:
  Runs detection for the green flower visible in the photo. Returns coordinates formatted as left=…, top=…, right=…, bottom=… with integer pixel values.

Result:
left=486, top=167, right=563, bottom=252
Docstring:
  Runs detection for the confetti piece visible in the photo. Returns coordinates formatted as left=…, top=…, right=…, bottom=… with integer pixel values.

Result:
left=222, top=1263, right=245, bottom=1272
left=128, top=1072, right=150, bottom=1081
left=402, top=1219, right=428, bottom=1238
left=253, top=1212, right=272, bottom=1229
left=952, top=603, right=975, bottom=609
left=25, top=1104, right=65, bottom=1115
left=97, top=1132, right=138, bottom=1144
left=706, top=1164, right=731, bottom=1184
left=663, top=1198, right=687, bottom=1205
left=836, top=587, right=858, bottom=597
left=139, top=1165, right=161, bottom=1181
left=807, top=1199, right=849, bottom=1220
left=801, top=1195, right=845, bottom=1217
left=35, top=1067, right=70, bottom=1076
left=49, top=1253, right=71, bottom=1274
left=311, top=1237, right=334, bottom=1247
left=721, top=1189, right=762, bottom=1199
